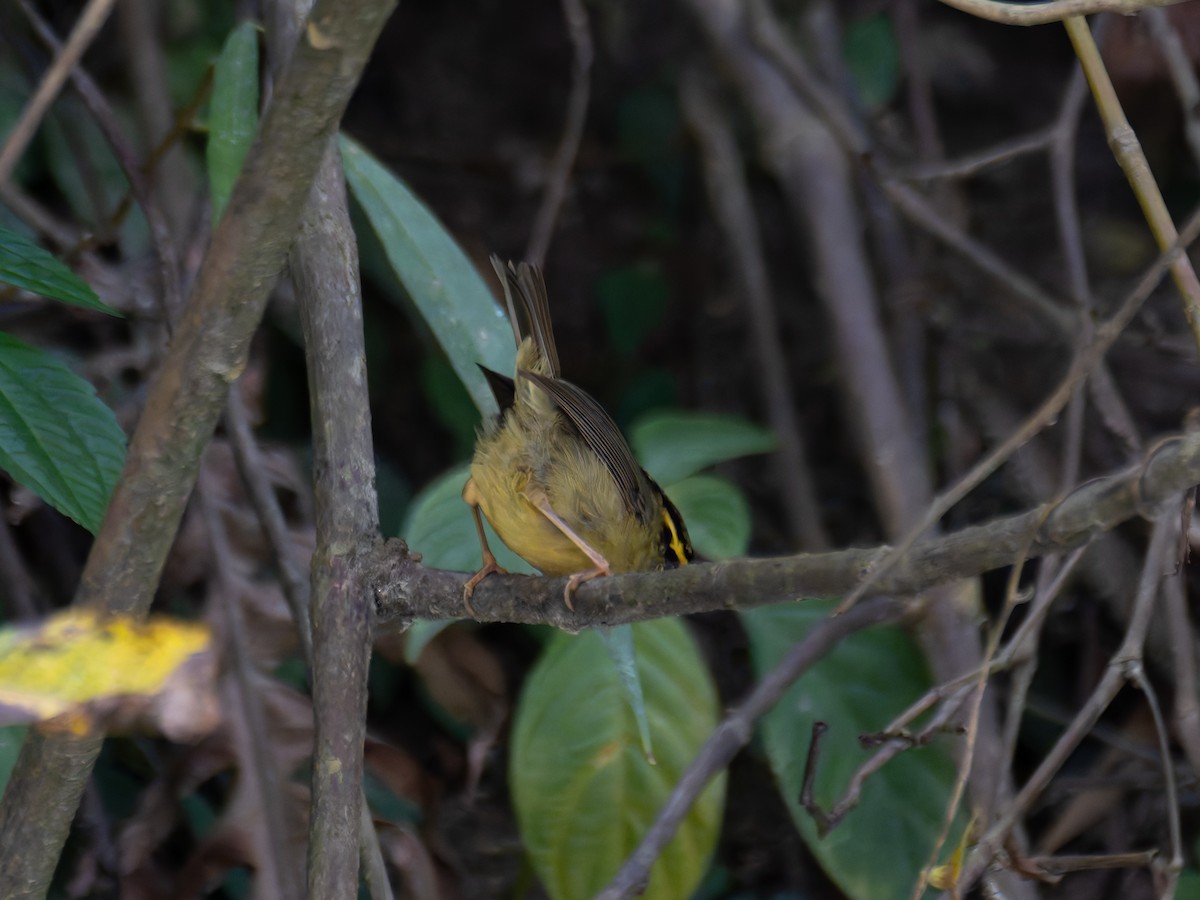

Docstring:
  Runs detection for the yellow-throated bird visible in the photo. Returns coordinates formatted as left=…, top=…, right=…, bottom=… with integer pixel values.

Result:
left=462, top=257, right=693, bottom=608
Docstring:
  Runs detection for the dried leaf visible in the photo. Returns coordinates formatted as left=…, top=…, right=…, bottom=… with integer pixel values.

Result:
left=0, top=609, right=216, bottom=740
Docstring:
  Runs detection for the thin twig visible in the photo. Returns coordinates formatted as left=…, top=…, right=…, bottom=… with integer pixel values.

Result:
left=116, top=0, right=193, bottom=236
left=834, top=197, right=1200, bottom=616
left=199, top=468, right=303, bottom=900
left=524, top=0, right=592, bottom=267
left=1127, top=665, right=1183, bottom=892
left=594, top=597, right=904, bottom=900
left=959, top=510, right=1179, bottom=889
left=897, top=127, right=1056, bottom=182
left=0, top=183, right=84, bottom=250
left=18, top=0, right=183, bottom=317
left=1022, top=850, right=1158, bottom=875
left=226, top=391, right=314, bottom=665
left=0, top=0, right=117, bottom=185
left=1065, top=14, right=1200, bottom=353
left=938, top=0, right=1186, bottom=26
left=1143, top=7, right=1200, bottom=171
left=680, top=70, right=829, bottom=549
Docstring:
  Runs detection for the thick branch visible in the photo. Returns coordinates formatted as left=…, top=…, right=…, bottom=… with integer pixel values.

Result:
left=0, top=0, right=396, bottom=891
left=295, top=141, right=383, bottom=900
left=372, top=429, right=1200, bottom=631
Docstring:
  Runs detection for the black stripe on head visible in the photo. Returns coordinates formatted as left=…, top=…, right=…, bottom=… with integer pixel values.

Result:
left=658, top=490, right=693, bottom=567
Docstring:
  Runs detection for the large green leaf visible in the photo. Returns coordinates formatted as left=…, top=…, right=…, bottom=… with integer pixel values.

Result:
left=630, top=411, right=775, bottom=486
left=0, top=227, right=115, bottom=315
left=512, top=619, right=724, bottom=900
left=207, top=22, right=260, bottom=225
left=340, top=135, right=513, bottom=416
left=741, top=602, right=963, bottom=900
left=665, top=475, right=750, bottom=560
left=0, top=332, right=126, bottom=532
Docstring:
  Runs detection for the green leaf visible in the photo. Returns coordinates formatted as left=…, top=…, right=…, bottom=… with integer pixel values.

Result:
left=597, top=624, right=654, bottom=760
left=208, top=22, right=260, bottom=225
left=741, top=602, right=963, bottom=900
left=400, top=463, right=534, bottom=577
left=843, top=14, right=900, bottom=111
left=340, top=135, right=513, bottom=416
left=0, top=227, right=115, bottom=315
left=512, top=619, right=724, bottom=900
left=631, top=411, right=775, bottom=486
left=665, top=475, right=750, bottom=560
left=0, top=332, right=126, bottom=532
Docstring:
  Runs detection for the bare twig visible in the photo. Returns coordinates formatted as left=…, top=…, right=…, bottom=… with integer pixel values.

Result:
left=374, top=425, right=1200, bottom=629
left=959, top=510, right=1180, bottom=889
left=938, top=0, right=1186, bottom=26
left=1064, top=14, right=1200, bottom=353
left=680, top=71, right=829, bottom=549
left=1143, top=7, right=1200, bottom=171
left=594, top=597, right=904, bottom=900
left=524, top=0, right=592, bottom=267
left=895, top=128, right=1056, bottom=181
left=116, top=0, right=193, bottom=236
left=226, top=392, right=314, bottom=665
left=0, top=183, right=84, bottom=250
left=834, top=194, right=1200, bottom=616
left=894, top=0, right=943, bottom=162
left=1127, top=665, right=1183, bottom=892
left=199, top=469, right=302, bottom=900
left=1023, top=850, right=1158, bottom=875
left=0, top=0, right=116, bottom=186
left=18, top=0, right=183, bottom=316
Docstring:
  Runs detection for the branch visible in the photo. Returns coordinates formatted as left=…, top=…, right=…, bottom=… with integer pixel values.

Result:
left=595, top=596, right=905, bottom=900
left=937, top=0, right=1186, bottom=26
left=372, top=428, right=1200, bottom=630
left=1063, top=15, right=1200, bottom=353
left=0, top=0, right=397, bottom=891
left=295, top=141, right=385, bottom=900
left=0, top=0, right=115, bottom=185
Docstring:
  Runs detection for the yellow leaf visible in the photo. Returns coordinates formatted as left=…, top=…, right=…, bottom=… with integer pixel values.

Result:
left=0, top=609, right=215, bottom=739
left=924, top=814, right=975, bottom=897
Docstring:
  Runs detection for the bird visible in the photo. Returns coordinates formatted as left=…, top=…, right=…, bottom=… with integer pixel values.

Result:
left=461, top=256, right=693, bottom=610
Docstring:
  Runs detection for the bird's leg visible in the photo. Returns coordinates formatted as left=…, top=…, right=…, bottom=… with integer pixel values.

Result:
left=462, top=478, right=508, bottom=615
left=523, top=486, right=610, bottom=610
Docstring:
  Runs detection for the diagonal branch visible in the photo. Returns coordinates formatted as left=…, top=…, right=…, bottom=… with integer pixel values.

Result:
left=0, top=0, right=397, bottom=892
left=371, top=426, right=1200, bottom=631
